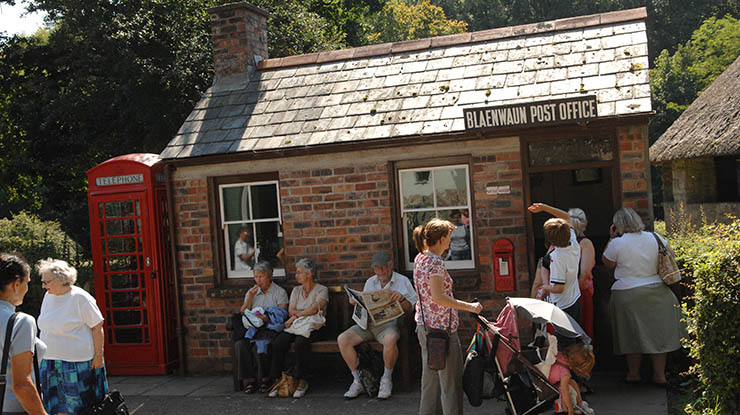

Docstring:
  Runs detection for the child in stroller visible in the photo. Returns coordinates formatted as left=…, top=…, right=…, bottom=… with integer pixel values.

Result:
left=546, top=342, right=595, bottom=415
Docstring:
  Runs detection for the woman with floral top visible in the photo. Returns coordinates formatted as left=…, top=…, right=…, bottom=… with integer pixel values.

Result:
left=412, top=218, right=482, bottom=415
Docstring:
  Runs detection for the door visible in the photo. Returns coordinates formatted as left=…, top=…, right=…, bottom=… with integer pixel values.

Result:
left=90, top=193, right=162, bottom=370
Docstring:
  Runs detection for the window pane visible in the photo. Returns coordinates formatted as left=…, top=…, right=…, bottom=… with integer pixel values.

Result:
left=113, top=310, right=141, bottom=326
left=405, top=211, right=436, bottom=262
left=528, top=136, right=612, bottom=167
left=109, top=274, right=139, bottom=290
left=223, top=186, right=249, bottom=222
left=228, top=223, right=256, bottom=271
left=107, top=237, right=138, bottom=254
left=111, top=291, right=141, bottom=308
left=434, top=168, right=468, bottom=207
left=445, top=209, right=472, bottom=261
left=254, top=221, right=284, bottom=269
left=108, top=255, right=139, bottom=272
left=401, top=170, right=434, bottom=209
left=105, top=201, right=135, bottom=218
left=251, top=184, right=279, bottom=219
left=114, top=328, right=142, bottom=344
left=106, top=220, right=137, bottom=236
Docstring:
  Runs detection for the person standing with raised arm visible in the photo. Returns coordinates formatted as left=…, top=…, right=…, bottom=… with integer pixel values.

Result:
left=527, top=203, right=582, bottom=321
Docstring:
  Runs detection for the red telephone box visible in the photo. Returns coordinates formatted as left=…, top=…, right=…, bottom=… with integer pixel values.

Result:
left=493, top=238, right=516, bottom=292
left=87, top=154, right=179, bottom=375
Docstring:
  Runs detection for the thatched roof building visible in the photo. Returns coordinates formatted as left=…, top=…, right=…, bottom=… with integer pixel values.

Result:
left=650, top=56, right=740, bottom=163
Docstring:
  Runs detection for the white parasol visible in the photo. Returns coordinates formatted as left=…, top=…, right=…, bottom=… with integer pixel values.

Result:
left=507, top=297, right=591, bottom=343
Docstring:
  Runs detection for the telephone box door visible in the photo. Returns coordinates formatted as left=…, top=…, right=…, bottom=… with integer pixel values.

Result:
left=90, top=192, right=162, bottom=370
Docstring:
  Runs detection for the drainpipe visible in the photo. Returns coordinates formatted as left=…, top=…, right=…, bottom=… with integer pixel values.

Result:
left=165, top=163, right=186, bottom=376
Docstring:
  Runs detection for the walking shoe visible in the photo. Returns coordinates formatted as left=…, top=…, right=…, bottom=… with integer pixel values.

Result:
left=343, top=380, right=364, bottom=399
left=579, top=401, right=595, bottom=415
left=267, top=387, right=279, bottom=398
left=377, top=377, right=392, bottom=400
left=293, top=380, right=309, bottom=398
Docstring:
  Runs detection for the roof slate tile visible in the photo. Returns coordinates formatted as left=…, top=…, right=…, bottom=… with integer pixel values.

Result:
left=164, top=8, right=651, bottom=159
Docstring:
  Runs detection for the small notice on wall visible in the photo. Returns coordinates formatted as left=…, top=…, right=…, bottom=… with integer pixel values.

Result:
left=486, top=185, right=511, bottom=195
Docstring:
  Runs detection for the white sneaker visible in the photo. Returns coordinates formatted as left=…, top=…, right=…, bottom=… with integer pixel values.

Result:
left=579, top=401, right=595, bottom=415
left=344, top=380, right=364, bottom=399
left=268, top=388, right=278, bottom=398
left=377, top=377, right=392, bottom=400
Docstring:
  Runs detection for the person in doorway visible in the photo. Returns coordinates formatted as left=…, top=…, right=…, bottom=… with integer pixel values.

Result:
left=36, top=259, right=107, bottom=415
left=0, top=253, right=47, bottom=415
left=448, top=211, right=471, bottom=261
left=269, top=258, right=328, bottom=398
left=338, top=251, right=417, bottom=400
left=413, top=218, right=482, bottom=415
left=602, top=207, right=684, bottom=386
left=236, top=261, right=289, bottom=394
left=568, top=208, right=595, bottom=341
left=527, top=203, right=582, bottom=321
left=234, top=227, right=256, bottom=271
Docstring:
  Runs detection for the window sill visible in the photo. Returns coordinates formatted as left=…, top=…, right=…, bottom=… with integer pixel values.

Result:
left=207, top=276, right=293, bottom=299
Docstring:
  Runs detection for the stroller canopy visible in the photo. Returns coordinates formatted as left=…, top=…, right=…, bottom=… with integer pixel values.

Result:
left=507, top=297, right=591, bottom=343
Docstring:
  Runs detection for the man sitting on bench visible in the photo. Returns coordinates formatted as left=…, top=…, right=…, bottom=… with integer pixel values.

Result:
left=337, top=251, right=417, bottom=400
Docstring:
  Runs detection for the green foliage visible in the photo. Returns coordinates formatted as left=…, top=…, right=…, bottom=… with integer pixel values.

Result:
left=0, top=212, right=92, bottom=317
left=665, top=219, right=740, bottom=415
left=650, top=15, right=740, bottom=144
left=365, top=0, right=467, bottom=44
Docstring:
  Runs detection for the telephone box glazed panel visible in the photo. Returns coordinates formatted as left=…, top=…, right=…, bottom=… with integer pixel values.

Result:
left=87, top=154, right=178, bottom=375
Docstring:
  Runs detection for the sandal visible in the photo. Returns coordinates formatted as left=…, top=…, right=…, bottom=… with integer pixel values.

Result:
left=244, top=382, right=257, bottom=394
left=259, top=378, right=272, bottom=393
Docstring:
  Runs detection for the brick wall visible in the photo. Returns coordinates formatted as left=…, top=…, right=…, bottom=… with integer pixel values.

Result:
left=618, top=124, right=653, bottom=223
left=279, top=163, right=393, bottom=285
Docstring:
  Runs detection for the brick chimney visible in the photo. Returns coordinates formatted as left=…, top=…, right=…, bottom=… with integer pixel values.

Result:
left=209, top=2, right=268, bottom=76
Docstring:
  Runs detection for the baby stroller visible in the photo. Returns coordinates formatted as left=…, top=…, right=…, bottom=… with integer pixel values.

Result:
left=465, top=297, right=591, bottom=415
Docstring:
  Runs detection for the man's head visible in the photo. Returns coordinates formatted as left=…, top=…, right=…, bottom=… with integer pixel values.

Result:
left=371, top=251, right=393, bottom=282
left=238, top=226, right=251, bottom=241
left=253, top=261, right=273, bottom=291
left=450, top=211, right=462, bottom=224
left=543, top=218, right=571, bottom=248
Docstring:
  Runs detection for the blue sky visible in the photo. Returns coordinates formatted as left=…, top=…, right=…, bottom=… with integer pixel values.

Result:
left=0, top=2, right=45, bottom=36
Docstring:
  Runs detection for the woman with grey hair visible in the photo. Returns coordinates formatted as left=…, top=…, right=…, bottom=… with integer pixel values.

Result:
left=568, top=208, right=595, bottom=340
left=602, top=208, right=684, bottom=386
left=268, top=258, right=328, bottom=398
left=36, top=259, right=107, bottom=414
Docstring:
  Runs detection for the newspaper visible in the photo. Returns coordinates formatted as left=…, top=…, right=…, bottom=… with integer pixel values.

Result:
left=344, top=285, right=404, bottom=330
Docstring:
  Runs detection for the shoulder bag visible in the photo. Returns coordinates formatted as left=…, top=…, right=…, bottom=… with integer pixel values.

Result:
left=414, top=277, right=450, bottom=371
left=0, top=313, right=19, bottom=414
left=651, top=232, right=682, bottom=285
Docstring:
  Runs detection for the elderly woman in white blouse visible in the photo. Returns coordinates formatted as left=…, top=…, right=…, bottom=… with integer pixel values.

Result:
left=36, top=259, right=107, bottom=415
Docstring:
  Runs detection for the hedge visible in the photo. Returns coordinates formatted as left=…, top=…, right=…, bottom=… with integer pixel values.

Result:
left=664, top=219, right=740, bottom=414
left=0, top=212, right=92, bottom=317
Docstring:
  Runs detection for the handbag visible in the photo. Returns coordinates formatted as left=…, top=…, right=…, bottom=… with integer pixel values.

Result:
left=652, top=232, right=682, bottom=285
left=414, top=280, right=450, bottom=371
left=78, top=370, right=129, bottom=415
left=268, top=371, right=297, bottom=398
left=463, top=325, right=487, bottom=407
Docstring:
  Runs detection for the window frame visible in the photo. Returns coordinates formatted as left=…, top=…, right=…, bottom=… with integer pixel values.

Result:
left=393, top=156, right=478, bottom=273
left=209, top=172, right=284, bottom=283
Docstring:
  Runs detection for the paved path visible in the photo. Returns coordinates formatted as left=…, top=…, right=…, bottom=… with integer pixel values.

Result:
left=110, top=371, right=667, bottom=415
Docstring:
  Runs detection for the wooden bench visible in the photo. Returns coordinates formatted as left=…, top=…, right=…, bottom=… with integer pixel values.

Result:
left=226, top=285, right=413, bottom=392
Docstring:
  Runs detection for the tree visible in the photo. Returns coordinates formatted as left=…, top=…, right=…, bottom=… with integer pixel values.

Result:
left=650, top=15, right=740, bottom=142
left=365, top=0, right=467, bottom=44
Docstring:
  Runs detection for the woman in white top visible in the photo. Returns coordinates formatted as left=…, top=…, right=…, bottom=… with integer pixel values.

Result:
left=36, top=259, right=106, bottom=415
left=0, top=254, right=46, bottom=415
left=602, top=208, right=684, bottom=386
left=268, top=258, right=328, bottom=398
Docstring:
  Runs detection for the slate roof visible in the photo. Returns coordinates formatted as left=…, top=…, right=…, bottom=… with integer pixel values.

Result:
left=162, top=7, right=651, bottom=160
left=650, top=56, right=740, bottom=163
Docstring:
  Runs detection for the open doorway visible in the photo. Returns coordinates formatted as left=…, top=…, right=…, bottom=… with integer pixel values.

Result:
left=528, top=166, right=619, bottom=369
